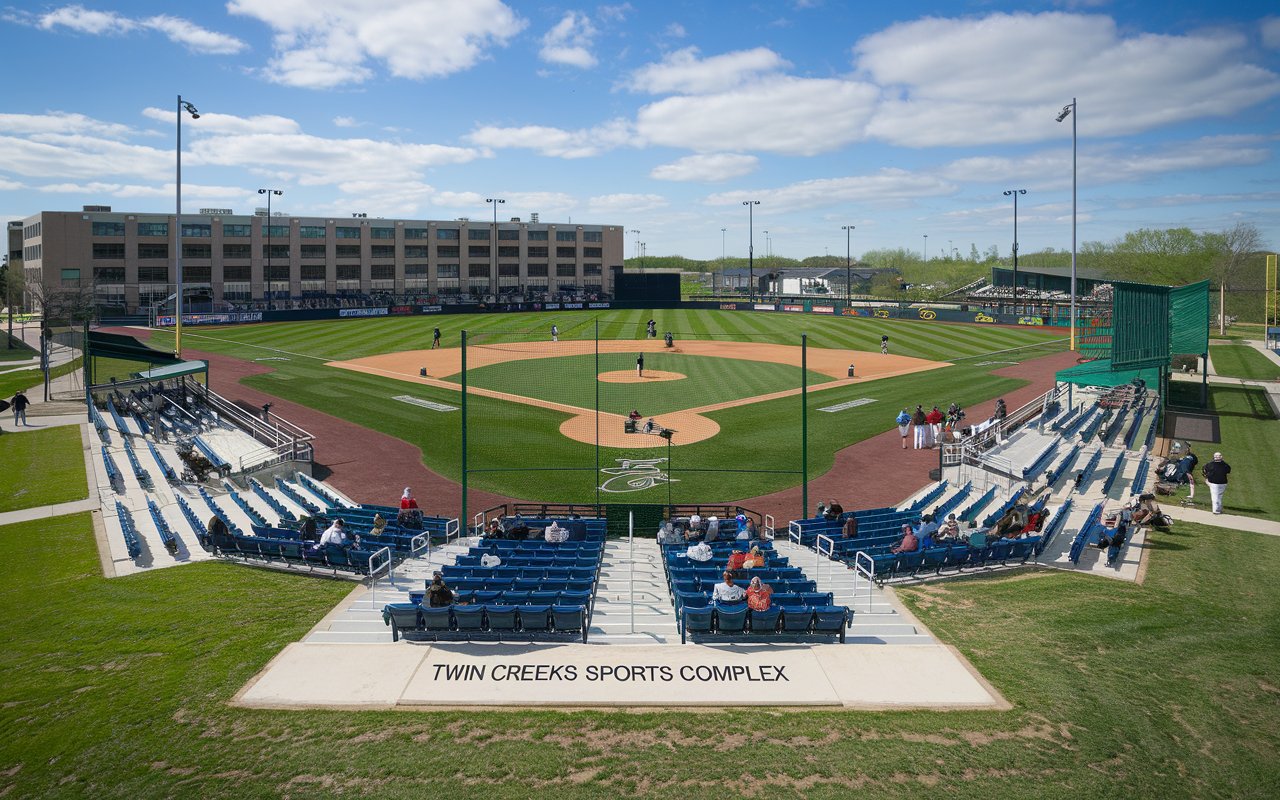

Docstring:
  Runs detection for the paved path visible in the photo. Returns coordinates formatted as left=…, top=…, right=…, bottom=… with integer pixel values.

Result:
left=1173, top=506, right=1280, bottom=537
left=0, top=498, right=97, bottom=527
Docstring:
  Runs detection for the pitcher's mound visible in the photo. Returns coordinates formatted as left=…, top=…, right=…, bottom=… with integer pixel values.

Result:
left=598, top=370, right=685, bottom=384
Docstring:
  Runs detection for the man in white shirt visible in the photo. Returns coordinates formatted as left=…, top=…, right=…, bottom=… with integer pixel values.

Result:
left=711, top=571, right=746, bottom=604
left=319, top=519, right=348, bottom=547
left=545, top=521, right=569, bottom=543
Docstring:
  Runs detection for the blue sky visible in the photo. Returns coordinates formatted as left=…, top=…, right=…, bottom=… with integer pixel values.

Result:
left=2, top=1, right=1278, bottom=261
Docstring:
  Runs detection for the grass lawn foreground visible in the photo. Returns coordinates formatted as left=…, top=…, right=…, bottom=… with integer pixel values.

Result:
left=1209, top=343, right=1280, bottom=382
left=0, top=425, right=87, bottom=512
left=2, top=511, right=1278, bottom=797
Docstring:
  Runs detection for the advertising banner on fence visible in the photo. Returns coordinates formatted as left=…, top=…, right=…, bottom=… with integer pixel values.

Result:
left=753, top=303, right=776, bottom=311
left=782, top=304, right=804, bottom=312
left=719, top=303, right=739, bottom=310
left=389, top=305, right=415, bottom=315
left=812, top=305, right=835, bottom=314
left=339, top=307, right=389, bottom=318
left=156, top=312, right=263, bottom=326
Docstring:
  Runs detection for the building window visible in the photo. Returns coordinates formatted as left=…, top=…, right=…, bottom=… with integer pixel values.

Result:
left=405, top=262, right=428, bottom=276
left=498, top=246, right=519, bottom=258
left=497, top=229, right=520, bottom=240
left=528, top=246, right=548, bottom=258
left=556, top=263, right=577, bottom=277
left=437, top=228, right=459, bottom=240
left=371, top=264, right=395, bottom=280
left=556, top=246, right=576, bottom=258
left=182, top=243, right=212, bottom=259
left=336, top=245, right=361, bottom=258
left=181, top=223, right=211, bottom=237
left=527, top=230, right=548, bottom=241
left=584, top=247, right=602, bottom=258
left=300, top=244, right=326, bottom=258
left=262, top=224, right=289, bottom=238
left=404, top=227, right=428, bottom=239
left=583, top=231, right=603, bottom=243
left=437, top=264, right=460, bottom=278
left=300, top=225, right=326, bottom=238
left=137, top=222, right=168, bottom=237
left=184, top=266, right=211, bottom=282
left=468, top=245, right=490, bottom=258
left=437, top=245, right=460, bottom=258
left=92, top=221, right=125, bottom=236
left=301, top=264, right=326, bottom=280
left=468, top=228, right=490, bottom=240
left=335, top=226, right=361, bottom=239
left=262, top=244, right=290, bottom=259
left=138, top=266, right=169, bottom=282
left=498, top=263, right=519, bottom=277
left=223, top=224, right=251, bottom=237
left=138, top=243, right=168, bottom=259
left=93, top=267, right=125, bottom=283
left=223, top=265, right=251, bottom=281
left=466, top=263, right=488, bottom=278
left=60, top=268, right=81, bottom=283
left=223, top=244, right=251, bottom=259
left=584, top=263, right=602, bottom=276
left=405, top=245, right=429, bottom=258
left=336, top=264, right=361, bottom=280
left=527, top=263, right=548, bottom=277
left=371, top=245, right=395, bottom=259
left=92, top=243, right=125, bottom=259
left=555, top=230, right=577, bottom=242
left=370, top=227, right=395, bottom=239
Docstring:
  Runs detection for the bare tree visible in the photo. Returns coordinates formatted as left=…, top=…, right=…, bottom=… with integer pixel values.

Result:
left=1210, top=222, right=1263, bottom=289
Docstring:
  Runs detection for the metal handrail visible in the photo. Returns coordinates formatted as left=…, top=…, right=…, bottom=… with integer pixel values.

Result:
left=852, top=551, right=875, bottom=612
left=366, top=545, right=393, bottom=606
left=814, top=533, right=835, bottom=574
left=764, top=514, right=775, bottom=538
left=445, top=518, right=460, bottom=543
left=787, top=520, right=802, bottom=545
left=409, top=533, right=428, bottom=558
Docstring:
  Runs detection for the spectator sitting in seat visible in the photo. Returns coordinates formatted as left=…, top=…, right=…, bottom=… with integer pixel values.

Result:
left=545, top=520, right=569, bottom=543
left=299, top=515, right=319, bottom=543
left=397, top=487, right=424, bottom=529
left=1130, top=494, right=1165, bottom=527
left=891, top=524, right=920, bottom=554
left=205, top=515, right=229, bottom=548
left=746, top=576, right=773, bottom=611
left=371, top=513, right=387, bottom=534
left=725, top=549, right=747, bottom=570
left=657, top=521, right=682, bottom=545
left=427, top=572, right=454, bottom=607
left=915, top=513, right=939, bottom=538
left=738, top=517, right=759, bottom=541
left=1020, top=509, right=1047, bottom=535
left=823, top=499, right=844, bottom=520
left=319, top=519, right=349, bottom=548
left=841, top=514, right=859, bottom=539
left=735, top=514, right=749, bottom=537
left=993, top=508, right=1021, bottom=538
left=742, top=545, right=766, bottom=569
left=938, top=514, right=960, bottom=541
left=712, top=571, right=746, bottom=604
left=688, top=513, right=703, bottom=534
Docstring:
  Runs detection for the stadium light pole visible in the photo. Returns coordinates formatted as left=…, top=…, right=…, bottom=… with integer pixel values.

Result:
left=720, top=227, right=726, bottom=260
left=258, top=189, right=282, bottom=311
left=174, top=95, right=199, bottom=357
left=1003, top=189, right=1027, bottom=317
left=744, top=200, right=760, bottom=302
left=1057, top=98, right=1077, bottom=350
left=842, top=225, right=855, bottom=302
left=485, top=198, right=504, bottom=297
left=923, top=234, right=928, bottom=264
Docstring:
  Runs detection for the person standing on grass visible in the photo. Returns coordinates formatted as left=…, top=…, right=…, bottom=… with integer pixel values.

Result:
left=431, top=327, right=441, bottom=349
left=551, top=324, right=559, bottom=342
left=1202, top=452, right=1231, bottom=515
left=636, top=353, right=645, bottom=377
left=881, top=334, right=889, bottom=354
left=896, top=408, right=911, bottom=449
left=11, top=391, right=30, bottom=427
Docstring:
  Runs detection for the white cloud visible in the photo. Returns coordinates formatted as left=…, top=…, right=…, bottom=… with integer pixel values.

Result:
left=624, top=46, right=790, bottom=94
left=0, top=133, right=171, bottom=180
left=636, top=76, right=878, bottom=156
left=227, top=0, right=525, bottom=89
left=29, top=4, right=246, bottom=54
left=466, top=119, right=634, bottom=158
left=1262, top=17, right=1280, bottom=49
left=598, top=4, right=632, bottom=24
left=36, top=181, right=247, bottom=200
left=664, top=22, right=687, bottom=39
left=0, top=111, right=136, bottom=138
left=141, top=107, right=303, bottom=136
left=855, top=12, right=1280, bottom=146
left=650, top=153, right=758, bottom=182
left=704, top=169, right=956, bottom=214
left=332, top=116, right=360, bottom=128
left=539, top=11, right=597, bottom=69
left=589, top=193, right=667, bottom=214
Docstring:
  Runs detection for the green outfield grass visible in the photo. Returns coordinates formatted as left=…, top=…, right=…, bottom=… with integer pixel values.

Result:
left=1209, top=344, right=1280, bottom=381
left=3, top=511, right=1278, bottom=798
left=451, top=351, right=833, bottom=416
left=0, top=357, right=82, bottom=399
left=146, top=310, right=1064, bottom=503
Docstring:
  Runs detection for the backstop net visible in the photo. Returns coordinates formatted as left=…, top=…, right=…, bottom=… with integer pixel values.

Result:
left=459, top=320, right=811, bottom=522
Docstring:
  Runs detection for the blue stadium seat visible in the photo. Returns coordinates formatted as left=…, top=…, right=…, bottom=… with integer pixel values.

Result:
left=715, top=605, right=748, bottom=634
left=781, top=608, right=814, bottom=633
left=681, top=607, right=713, bottom=643
left=748, top=607, right=781, bottom=634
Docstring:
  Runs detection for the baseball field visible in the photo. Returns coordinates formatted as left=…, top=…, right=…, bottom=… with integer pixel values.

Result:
left=141, top=308, right=1067, bottom=507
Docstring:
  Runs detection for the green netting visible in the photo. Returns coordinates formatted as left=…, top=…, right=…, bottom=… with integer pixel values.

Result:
left=1169, top=280, right=1210, bottom=355
left=1055, top=358, right=1161, bottom=388
left=1112, top=281, right=1170, bottom=369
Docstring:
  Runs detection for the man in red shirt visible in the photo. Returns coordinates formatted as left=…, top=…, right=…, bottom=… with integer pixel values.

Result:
left=890, top=524, right=919, bottom=554
left=925, top=406, right=945, bottom=447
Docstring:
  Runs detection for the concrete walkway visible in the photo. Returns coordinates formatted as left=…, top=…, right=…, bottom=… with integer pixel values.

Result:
left=1173, top=506, right=1280, bottom=538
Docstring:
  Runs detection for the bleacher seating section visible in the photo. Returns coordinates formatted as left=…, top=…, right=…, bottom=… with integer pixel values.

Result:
left=982, top=488, right=1025, bottom=528
left=199, top=488, right=243, bottom=536
left=906, top=480, right=948, bottom=513
left=1075, top=449, right=1104, bottom=493
left=957, top=487, right=997, bottom=523
left=662, top=539, right=850, bottom=642
left=1046, top=445, right=1081, bottom=490
left=933, top=482, right=972, bottom=519
left=1130, top=455, right=1150, bottom=496
left=1069, top=503, right=1107, bottom=564
left=382, top=537, right=604, bottom=642
left=1023, top=441, right=1060, bottom=481
left=122, top=439, right=152, bottom=489
left=207, top=523, right=391, bottom=578
left=90, top=405, right=111, bottom=445
left=1123, top=407, right=1146, bottom=450
left=1100, top=454, right=1126, bottom=496
left=147, top=498, right=178, bottom=554
left=115, top=501, right=141, bottom=559
left=249, top=478, right=296, bottom=522
left=1078, top=408, right=1110, bottom=444
left=275, top=477, right=322, bottom=515
left=192, top=436, right=230, bottom=472
left=101, top=447, right=122, bottom=493
left=176, top=496, right=207, bottom=540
